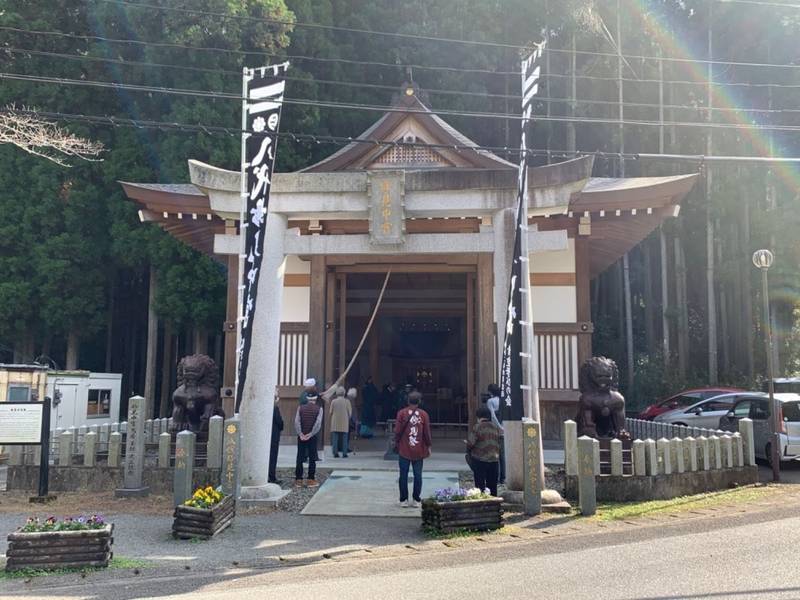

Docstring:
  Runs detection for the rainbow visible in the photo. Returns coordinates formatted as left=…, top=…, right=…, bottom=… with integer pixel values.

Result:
left=625, top=0, right=800, bottom=192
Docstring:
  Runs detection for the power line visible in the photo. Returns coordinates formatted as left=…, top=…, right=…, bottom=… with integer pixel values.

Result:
left=8, top=70, right=800, bottom=132
left=14, top=46, right=800, bottom=114
left=11, top=106, right=800, bottom=166
left=95, top=0, right=536, bottom=52
left=543, top=71, right=800, bottom=91
left=0, top=26, right=520, bottom=77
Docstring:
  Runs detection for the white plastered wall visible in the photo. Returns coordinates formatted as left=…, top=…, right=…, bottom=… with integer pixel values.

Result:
left=281, top=255, right=310, bottom=322
left=530, top=238, right=577, bottom=323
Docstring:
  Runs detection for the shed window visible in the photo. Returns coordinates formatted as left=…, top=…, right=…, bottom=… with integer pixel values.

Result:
left=7, top=385, right=30, bottom=402
left=87, top=389, right=111, bottom=418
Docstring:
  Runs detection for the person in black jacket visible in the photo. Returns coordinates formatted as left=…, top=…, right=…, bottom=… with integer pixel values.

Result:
left=268, top=392, right=284, bottom=484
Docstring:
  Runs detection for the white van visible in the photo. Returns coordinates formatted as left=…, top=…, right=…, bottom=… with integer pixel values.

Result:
left=720, top=393, right=800, bottom=464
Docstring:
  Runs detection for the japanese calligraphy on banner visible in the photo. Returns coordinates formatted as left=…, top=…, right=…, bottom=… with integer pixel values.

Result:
left=500, top=43, right=544, bottom=422
left=368, top=170, right=405, bottom=245
left=235, top=62, right=289, bottom=410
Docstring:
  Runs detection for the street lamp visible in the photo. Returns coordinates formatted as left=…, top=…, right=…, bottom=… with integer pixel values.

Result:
left=752, top=249, right=780, bottom=482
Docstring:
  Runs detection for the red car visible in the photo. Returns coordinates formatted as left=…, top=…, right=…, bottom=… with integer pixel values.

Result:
left=637, top=387, right=745, bottom=420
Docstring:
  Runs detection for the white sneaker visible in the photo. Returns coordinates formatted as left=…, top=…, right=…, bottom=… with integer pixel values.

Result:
left=400, top=500, right=409, bottom=508
left=410, top=500, right=420, bottom=508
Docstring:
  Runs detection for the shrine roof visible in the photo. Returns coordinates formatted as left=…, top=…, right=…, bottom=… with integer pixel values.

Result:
left=302, top=83, right=517, bottom=172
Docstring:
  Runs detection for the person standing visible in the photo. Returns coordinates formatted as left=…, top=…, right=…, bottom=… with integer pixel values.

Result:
left=360, top=377, right=379, bottom=437
left=395, top=391, right=432, bottom=508
left=299, top=377, right=317, bottom=405
left=268, top=392, right=284, bottom=484
left=486, top=383, right=505, bottom=485
left=330, top=386, right=352, bottom=458
left=380, top=382, right=397, bottom=423
left=466, top=405, right=501, bottom=496
left=294, top=390, right=323, bottom=487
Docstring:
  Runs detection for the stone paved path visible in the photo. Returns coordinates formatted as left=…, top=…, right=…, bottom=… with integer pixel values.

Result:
left=301, top=469, right=459, bottom=517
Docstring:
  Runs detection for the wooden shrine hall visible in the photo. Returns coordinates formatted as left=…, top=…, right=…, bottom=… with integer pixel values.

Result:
left=121, top=83, right=698, bottom=440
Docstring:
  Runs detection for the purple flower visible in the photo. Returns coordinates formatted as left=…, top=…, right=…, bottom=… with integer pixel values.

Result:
left=77, top=516, right=86, bottom=524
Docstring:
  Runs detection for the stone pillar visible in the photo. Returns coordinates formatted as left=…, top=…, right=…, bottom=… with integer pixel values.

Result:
left=59, top=430, right=72, bottom=466
left=739, top=418, right=756, bottom=466
left=108, top=432, right=122, bottom=467
left=115, top=395, right=149, bottom=497
left=698, top=436, right=710, bottom=471
left=174, top=430, right=196, bottom=506
left=733, top=432, right=744, bottom=467
left=238, top=212, right=286, bottom=502
left=207, top=415, right=223, bottom=469
left=686, top=437, right=698, bottom=472
left=563, top=420, right=578, bottom=476
left=158, top=432, right=171, bottom=468
left=577, top=436, right=598, bottom=516
left=671, top=438, right=685, bottom=473
left=83, top=431, right=97, bottom=467
left=522, top=420, right=542, bottom=516
left=610, top=438, right=623, bottom=476
left=710, top=435, right=722, bottom=469
left=221, top=414, right=242, bottom=500
left=645, top=439, right=658, bottom=475
left=657, top=438, right=671, bottom=475
left=632, top=440, right=646, bottom=476
left=721, top=435, right=734, bottom=468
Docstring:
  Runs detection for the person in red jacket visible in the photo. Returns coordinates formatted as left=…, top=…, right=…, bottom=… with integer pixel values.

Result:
left=394, top=391, right=432, bottom=508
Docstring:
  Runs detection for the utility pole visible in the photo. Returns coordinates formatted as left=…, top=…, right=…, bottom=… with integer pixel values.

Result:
left=706, top=2, right=718, bottom=385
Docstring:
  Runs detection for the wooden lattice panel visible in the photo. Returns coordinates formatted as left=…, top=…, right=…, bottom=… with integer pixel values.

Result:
left=373, top=144, right=449, bottom=166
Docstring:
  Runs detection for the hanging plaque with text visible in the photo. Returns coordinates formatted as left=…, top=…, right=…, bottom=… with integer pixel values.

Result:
left=368, top=171, right=405, bottom=245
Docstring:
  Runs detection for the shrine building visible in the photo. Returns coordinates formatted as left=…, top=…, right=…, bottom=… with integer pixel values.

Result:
left=121, top=84, right=698, bottom=441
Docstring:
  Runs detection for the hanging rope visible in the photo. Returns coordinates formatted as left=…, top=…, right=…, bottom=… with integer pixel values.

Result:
left=321, top=269, right=391, bottom=400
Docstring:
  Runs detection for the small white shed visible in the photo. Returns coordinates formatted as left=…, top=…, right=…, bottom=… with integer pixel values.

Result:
left=46, top=371, right=122, bottom=430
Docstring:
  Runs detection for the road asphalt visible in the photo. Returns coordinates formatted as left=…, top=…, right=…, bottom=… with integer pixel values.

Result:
left=4, top=489, right=800, bottom=600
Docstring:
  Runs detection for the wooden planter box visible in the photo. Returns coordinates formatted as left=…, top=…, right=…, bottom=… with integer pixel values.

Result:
left=421, top=497, right=504, bottom=533
left=172, top=494, right=235, bottom=540
left=6, top=524, right=113, bottom=572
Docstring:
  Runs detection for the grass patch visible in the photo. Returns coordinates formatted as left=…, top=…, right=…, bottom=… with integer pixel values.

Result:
left=422, top=525, right=499, bottom=539
left=592, top=485, right=775, bottom=522
left=0, top=556, right=151, bottom=580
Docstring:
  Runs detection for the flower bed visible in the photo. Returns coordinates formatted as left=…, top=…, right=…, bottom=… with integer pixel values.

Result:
left=172, top=486, right=234, bottom=540
left=421, top=488, right=504, bottom=534
left=6, top=516, right=113, bottom=572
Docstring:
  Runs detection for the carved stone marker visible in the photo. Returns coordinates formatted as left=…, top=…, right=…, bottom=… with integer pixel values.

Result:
left=174, top=430, right=196, bottom=507
left=221, top=415, right=241, bottom=500
left=563, top=420, right=578, bottom=477
left=522, top=420, right=542, bottom=516
left=115, top=395, right=150, bottom=497
left=207, top=415, right=224, bottom=470
left=577, top=435, right=598, bottom=516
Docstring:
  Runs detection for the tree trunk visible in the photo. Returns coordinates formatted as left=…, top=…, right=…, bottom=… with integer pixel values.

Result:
left=159, top=320, right=174, bottom=418
left=660, top=228, right=670, bottom=366
left=143, top=268, right=159, bottom=418
left=623, top=253, right=634, bottom=391
left=742, top=195, right=754, bottom=381
left=717, top=222, right=729, bottom=379
left=643, top=241, right=655, bottom=357
left=105, top=273, right=115, bottom=373
left=675, top=238, right=689, bottom=381
left=66, top=331, right=79, bottom=370
left=706, top=173, right=717, bottom=384
left=194, top=327, right=207, bottom=356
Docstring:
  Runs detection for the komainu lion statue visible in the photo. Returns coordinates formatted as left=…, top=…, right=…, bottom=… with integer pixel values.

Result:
left=170, top=354, right=224, bottom=436
left=575, top=356, right=630, bottom=440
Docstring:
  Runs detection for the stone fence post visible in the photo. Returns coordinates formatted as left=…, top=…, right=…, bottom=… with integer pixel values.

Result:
left=563, top=420, right=578, bottom=477
left=158, top=432, right=171, bottom=468
left=83, top=431, right=97, bottom=467
left=174, top=430, right=196, bottom=506
left=108, top=432, right=122, bottom=467
left=739, top=418, right=756, bottom=466
left=58, top=430, right=72, bottom=466
left=207, top=415, right=224, bottom=469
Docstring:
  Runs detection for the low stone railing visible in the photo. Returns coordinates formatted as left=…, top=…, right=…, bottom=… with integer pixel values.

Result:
left=625, top=417, right=729, bottom=442
left=562, top=419, right=759, bottom=515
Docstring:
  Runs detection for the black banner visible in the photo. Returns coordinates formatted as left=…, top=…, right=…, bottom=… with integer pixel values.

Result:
left=500, top=45, right=544, bottom=421
left=235, top=62, right=289, bottom=411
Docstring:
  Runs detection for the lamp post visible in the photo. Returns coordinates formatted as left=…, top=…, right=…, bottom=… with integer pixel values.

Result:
left=753, top=249, right=780, bottom=482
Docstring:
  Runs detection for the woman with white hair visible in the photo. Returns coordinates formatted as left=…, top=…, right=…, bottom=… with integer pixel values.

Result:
left=330, top=386, right=352, bottom=458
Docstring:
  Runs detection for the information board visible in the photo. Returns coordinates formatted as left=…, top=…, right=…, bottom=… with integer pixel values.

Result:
left=0, top=402, right=44, bottom=444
